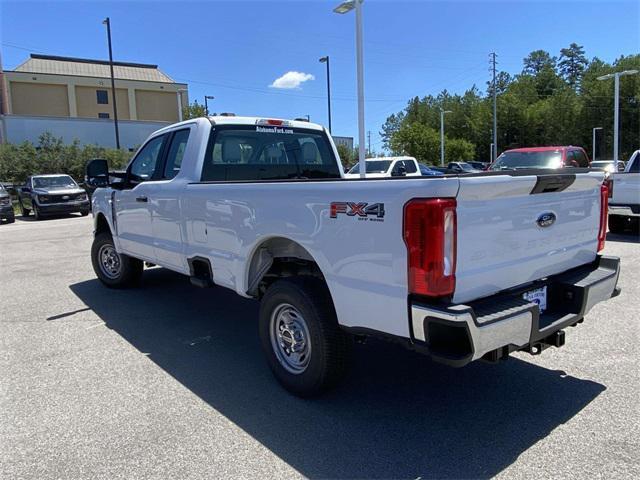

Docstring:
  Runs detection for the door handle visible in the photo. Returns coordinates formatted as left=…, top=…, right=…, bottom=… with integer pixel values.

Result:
left=136, top=196, right=148, bottom=203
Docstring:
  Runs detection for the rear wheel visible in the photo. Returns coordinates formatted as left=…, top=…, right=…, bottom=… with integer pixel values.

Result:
left=259, top=276, right=350, bottom=397
left=608, top=215, right=626, bottom=234
left=91, top=232, right=143, bottom=288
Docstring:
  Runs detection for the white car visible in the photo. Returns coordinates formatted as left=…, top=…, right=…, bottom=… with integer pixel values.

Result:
left=591, top=160, right=626, bottom=173
left=87, top=116, right=620, bottom=396
left=608, top=150, right=640, bottom=233
left=345, top=156, right=422, bottom=178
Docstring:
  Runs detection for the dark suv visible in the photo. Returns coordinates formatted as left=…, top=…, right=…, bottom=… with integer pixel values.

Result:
left=18, top=174, right=90, bottom=220
left=0, top=183, right=15, bottom=224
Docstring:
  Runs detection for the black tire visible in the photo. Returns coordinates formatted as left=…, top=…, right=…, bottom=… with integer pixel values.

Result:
left=91, top=232, right=143, bottom=288
left=7, top=216, right=15, bottom=224
left=32, top=203, right=42, bottom=220
left=259, top=276, right=350, bottom=397
left=80, top=209, right=90, bottom=217
left=20, top=201, right=30, bottom=217
left=608, top=215, right=626, bottom=234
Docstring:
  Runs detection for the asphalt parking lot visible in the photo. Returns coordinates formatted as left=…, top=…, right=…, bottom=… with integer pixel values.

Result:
left=1, top=214, right=638, bottom=479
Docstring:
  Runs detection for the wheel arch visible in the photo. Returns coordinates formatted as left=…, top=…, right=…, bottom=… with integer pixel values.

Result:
left=94, top=212, right=112, bottom=236
left=244, top=236, right=329, bottom=299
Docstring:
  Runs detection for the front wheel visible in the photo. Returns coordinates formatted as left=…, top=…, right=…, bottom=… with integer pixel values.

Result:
left=91, top=232, right=143, bottom=288
left=259, top=276, right=350, bottom=397
left=20, top=201, right=30, bottom=217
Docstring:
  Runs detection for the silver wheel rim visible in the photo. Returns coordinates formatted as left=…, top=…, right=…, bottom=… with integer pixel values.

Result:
left=98, top=244, right=122, bottom=279
left=269, top=303, right=311, bottom=375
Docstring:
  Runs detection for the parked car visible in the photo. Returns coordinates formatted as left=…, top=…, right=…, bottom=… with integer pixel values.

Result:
left=345, top=156, right=422, bottom=178
left=467, top=161, right=489, bottom=170
left=608, top=150, right=640, bottom=233
left=0, top=183, right=15, bottom=224
left=419, top=163, right=444, bottom=176
left=446, top=162, right=480, bottom=174
left=18, top=174, right=90, bottom=220
left=87, top=116, right=619, bottom=397
left=489, top=146, right=590, bottom=171
left=590, top=160, right=626, bottom=173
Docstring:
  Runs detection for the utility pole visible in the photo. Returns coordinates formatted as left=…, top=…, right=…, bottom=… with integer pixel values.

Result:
left=490, top=52, right=497, bottom=161
left=367, top=130, right=371, bottom=156
left=102, top=17, right=120, bottom=149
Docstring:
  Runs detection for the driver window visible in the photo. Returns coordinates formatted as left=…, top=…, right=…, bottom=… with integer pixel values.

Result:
left=130, top=135, right=165, bottom=181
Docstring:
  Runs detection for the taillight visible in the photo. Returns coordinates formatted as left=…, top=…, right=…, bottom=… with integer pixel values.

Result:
left=403, top=198, right=457, bottom=298
left=598, top=182, right=609, bottom=251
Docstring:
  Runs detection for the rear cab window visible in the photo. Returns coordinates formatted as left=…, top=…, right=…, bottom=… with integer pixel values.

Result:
left=201, top=125, right=341, bottom=181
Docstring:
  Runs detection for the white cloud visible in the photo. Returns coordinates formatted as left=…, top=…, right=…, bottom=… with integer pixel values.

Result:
left=269, top=71, right=315, bottom=89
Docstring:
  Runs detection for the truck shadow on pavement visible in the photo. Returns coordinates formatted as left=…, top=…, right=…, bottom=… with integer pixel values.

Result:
left=70, top=268, right=605, bottom=480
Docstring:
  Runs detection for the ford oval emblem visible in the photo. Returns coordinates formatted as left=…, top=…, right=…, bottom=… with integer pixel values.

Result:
left=537, top=212, right=556, bottom=228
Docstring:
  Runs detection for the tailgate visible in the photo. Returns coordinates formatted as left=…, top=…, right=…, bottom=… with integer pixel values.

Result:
left=453, top=171, right=605, bottom=303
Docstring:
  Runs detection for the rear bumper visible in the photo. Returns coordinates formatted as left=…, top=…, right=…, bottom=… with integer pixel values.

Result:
left=609, top=204, right=640, bottom=217
left=410, top=255, right=621, bottom=366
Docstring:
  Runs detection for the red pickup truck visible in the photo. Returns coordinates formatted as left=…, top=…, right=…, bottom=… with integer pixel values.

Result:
left=490, top=146, right=590, bottom=171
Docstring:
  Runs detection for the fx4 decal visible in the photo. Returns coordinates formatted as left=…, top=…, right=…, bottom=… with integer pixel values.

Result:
left=330, top=202, right=385, bottom=221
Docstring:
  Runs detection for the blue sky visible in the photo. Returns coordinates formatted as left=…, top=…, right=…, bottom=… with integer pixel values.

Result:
left=2, top=0, right=639, bottom=151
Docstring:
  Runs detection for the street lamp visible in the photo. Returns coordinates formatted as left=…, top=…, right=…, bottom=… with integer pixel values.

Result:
left=592, top=127, right=602, bottom=162
left=440, top=109, right=452, bottom=166
left=334, top=0, right=366, bottom=178
left=319, top=56, right=332, bottom=134
left=597, top=70, right=639, bottom=161
left=204, top=95, right=215, bottom=116
left=102, top=17, right=120, bottom=149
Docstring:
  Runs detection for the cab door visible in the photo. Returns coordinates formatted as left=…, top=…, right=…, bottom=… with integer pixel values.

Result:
left=149, top=128, right=192, bottom=271
left=115, top=134, right=168, bottom=261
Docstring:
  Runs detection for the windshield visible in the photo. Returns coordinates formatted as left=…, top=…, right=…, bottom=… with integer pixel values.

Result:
left=457, top=162, right=476, bottom=172
left=348, top=160, right=393, bottom=174
left=490, top=150, right=562, bottom=170
left=32, top=175, right=78, bottom=189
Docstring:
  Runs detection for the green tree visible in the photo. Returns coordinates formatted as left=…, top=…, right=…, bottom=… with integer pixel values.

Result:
left=558, top=43, right=588, bottom=90
left=182, top=100, right=207, bottom=120
left=523, top=50, right=557, bottom=76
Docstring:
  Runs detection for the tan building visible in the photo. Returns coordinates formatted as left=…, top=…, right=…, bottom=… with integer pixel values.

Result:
left=5, top=54, right=188, bottom=122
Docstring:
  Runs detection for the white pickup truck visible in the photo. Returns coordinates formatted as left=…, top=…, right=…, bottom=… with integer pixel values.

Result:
left=608, top=150, right=640, bottom=233
left=86, top=116, right=620, bottom=396
left=344, top=156, right=422, bottom=178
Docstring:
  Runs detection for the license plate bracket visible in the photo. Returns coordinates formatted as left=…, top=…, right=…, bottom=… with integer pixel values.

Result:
left=523, top=286, right=547, bottom=314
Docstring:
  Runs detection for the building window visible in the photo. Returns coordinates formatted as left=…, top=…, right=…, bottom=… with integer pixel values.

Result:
left=98, top=113, right=110, bottom=119
left=96, top=90, right=109, bottom=104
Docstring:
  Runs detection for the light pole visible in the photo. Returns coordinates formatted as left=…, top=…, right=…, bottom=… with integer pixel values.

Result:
left=319, top=56, right=332, bottom=134
left=592, top=127, right=602, bottom=162
left=334, top=0, right=366, bottom=178
left=597, top=70, right=639, bottom=161
left=440, top=109, right=452, bottom=166
left=204, top=95, right=215, bottom=116
left=102, top=17, right=120, bottom=149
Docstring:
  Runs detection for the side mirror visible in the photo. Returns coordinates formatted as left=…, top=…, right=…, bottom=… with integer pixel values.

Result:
left=618, top=163, right=625, bottom=172
left=21, top=186, right=30, bottom=193
left=85, top=159, right=110, bottom=187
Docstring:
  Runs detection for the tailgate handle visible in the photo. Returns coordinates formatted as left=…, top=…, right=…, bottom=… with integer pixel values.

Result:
left=135, top=196, right=148, bottom=203
left=530, top=174, right=576, bottom=194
